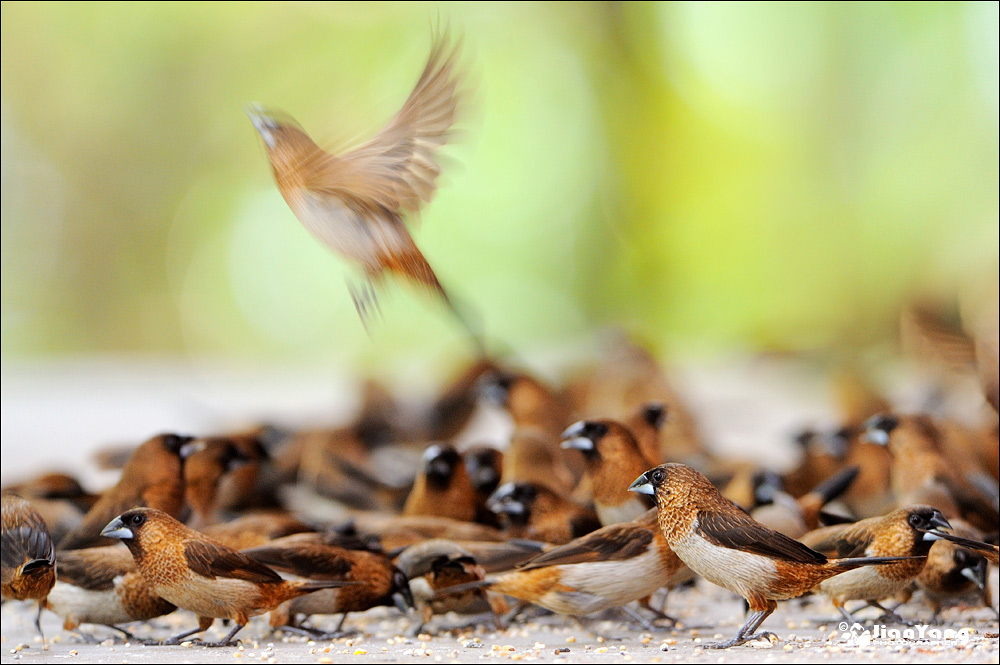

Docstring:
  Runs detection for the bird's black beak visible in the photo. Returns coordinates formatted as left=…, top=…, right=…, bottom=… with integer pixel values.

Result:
left=628, top=472, right=654, bottom=496
left=100, top=516, right=132, bottom=540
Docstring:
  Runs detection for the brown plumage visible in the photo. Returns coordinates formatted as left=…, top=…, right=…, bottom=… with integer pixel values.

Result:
left=487, top=481, right=600, bottom=544
left=181, top=437, right=252, bottom=529
left=2, top=494, right=56, bottom=642
left=3, top=472, right=99, bottom=513
left=623, top=402, right=669, bottom=466
left=100, top=508, right=355, bottom=646
left=402, top=443, right=491, bottom=524
left=911, top=521, right=992, bottom=617
left=241, top=534, right=413, bottom=636
left=246, top=31, right=477, bottom=341
left=432, top=509, right=685, bottom=626
left=58, top=433, right=192, bottom=551
left=864, top=414, right=999, bottom=531
left=751, top=466, right=860, bottom=538
left=629, top=463, right=924, bottom=648
left=394, top=540, right=507, bottom=632
left=561, top=420, right=654, bottom=526
left=799, top=505, right=949, bottom=621
left=44, top=545, right=176, bottom=638
left=200, top=511, right=315, bottom=550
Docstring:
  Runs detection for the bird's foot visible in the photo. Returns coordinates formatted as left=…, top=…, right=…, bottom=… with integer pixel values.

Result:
left=704, top=631, right=778, bottom=649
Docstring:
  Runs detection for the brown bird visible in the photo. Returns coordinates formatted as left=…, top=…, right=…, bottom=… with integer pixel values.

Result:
left=487, top=481, right=600, bottom=544
left=2, top=494, right=57, bottom=642
left=751, top=466, right=860, bottom=538
left=864, top=414, right=999, bottom=531
left=100, top=508, right=356, bottom=646
left=181, top=437, right=252, bottom=529
left=561, top=420, right=654, bottom=525
left=431, top=508, right=686, bottom=628
left=241, top=534, right=413, bottom=637
left=246, top=31, right=478, bottom=341
left=919, top=529, right=1000, bottom=566
left=394, top=539, right=507, bottom=633
left=199, top=511, right=315, bottom=550
left=909, top=524, right=992, bottom=618
left=799, top=505, right=950, bottom=622
left=629, top=464, right=923, bottom=648
left=402, top=443, right=491, bottom=524
left=43, top=545, right=176, bottom=641
left=58, top=433, right=192, bottom=551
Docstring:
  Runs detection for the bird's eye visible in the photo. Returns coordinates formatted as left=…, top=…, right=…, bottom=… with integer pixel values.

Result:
left=908, top=514, right=923, bottom=528
left=130, top=514, right=146, bottom=527
left=651, top=469, right=665, bottom=484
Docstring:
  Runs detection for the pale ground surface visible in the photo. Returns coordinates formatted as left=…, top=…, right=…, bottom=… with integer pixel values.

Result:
left=2, top=357, right=997, bottom=663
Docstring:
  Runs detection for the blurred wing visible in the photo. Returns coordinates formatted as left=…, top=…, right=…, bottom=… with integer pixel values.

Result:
left=316, top=32, right=463, bottom=220
left=799, top=521, right=874, bottom=559
left=243, top=543, right=353, bottom=579
left=53, top=546, right=134, bottom=591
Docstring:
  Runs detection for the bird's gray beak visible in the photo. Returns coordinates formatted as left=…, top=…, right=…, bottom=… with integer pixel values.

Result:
left=929, top=512, right=952, bottom=531
left=922, top=530, right=945, bottom=542
left=628, top=472, right=654, bottom=496
left=244, top=103, right=277, bottom=149
left=560, top=421, right=593, bottom=452
left=863, top=428, right=889, bottom=446
left=100, top=517, right=133, bottom=540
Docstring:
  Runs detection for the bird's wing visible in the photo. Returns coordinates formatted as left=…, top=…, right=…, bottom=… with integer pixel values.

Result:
left=518, top=522, right=654, bottom=570
left=242, top=543, right=353, bottom=579
left=51, top=546, right=134, bottom=591
left=697, top=510, right=828, bottom=564
left=183, top=540, right=285, bottom=583
left=799, top=521, right=875, bottom=558
left=317, top=31, right=463, bottom=220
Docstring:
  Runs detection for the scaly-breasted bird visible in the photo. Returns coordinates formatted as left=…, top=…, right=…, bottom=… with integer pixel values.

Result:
left=246, top=31, right=478, bottom=343
left=629, top=463, right=923, bottom=648
left=100, top=508, right=356, bottom=646
left=2, top=494, right=56, bottom=643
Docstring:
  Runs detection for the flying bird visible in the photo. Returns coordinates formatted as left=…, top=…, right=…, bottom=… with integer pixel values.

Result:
left=246, top=30, right=480, bottom=345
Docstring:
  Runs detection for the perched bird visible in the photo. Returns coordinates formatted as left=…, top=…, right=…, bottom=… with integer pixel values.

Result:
left=751, top=466, right=860, bottom=538
left=394, top=539, right=507, bottom=632
left=402, top=443, right=491, bottom=524
left=864, top=414, right=999, bottom=531
left=629, top=464, right=923, bottom=648
left=246, top=31, right=477, bottom=341
left=561, top=420, right=654, bottom=525
left=241, top=534, right=413, bottom=637
left=487, top=481, right=600, bottom=544
left=799, top=505, right=950, bottom=622
left=100, top=508, right=356, bottom=646
left=199, top=511, right=315, bottom=550
left=58, top=433, right=192, bottom=551
left=919, top=530, right=1000, bottom=566
left=43, top=545, right=176, bottom=640
left=911, top=530, right=992, bottom=617
left=2, top=494, right=57, bottom=642
left=431, top=509, right=685, bottom=628
left=181, top=437, right=252, bottom=529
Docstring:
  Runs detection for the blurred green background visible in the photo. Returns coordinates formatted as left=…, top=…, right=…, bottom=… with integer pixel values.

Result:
left=2, top=2, right=997, bottom=375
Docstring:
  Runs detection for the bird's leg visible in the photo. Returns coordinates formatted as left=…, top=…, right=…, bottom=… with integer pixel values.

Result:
left=621, top=604, right=657, bottom=631
left=836, top=604, right=857, bottom=625
left=201, top=622, right=245, bottom=647
left=34, top=601, right=47, bottom=649
left=316, top=613, right=357, bottom=640
left=160, top=626, right=207, bottom=645
left=705, top=606, right=776, bottom=649
left=866, top=601, right=910, bottom=625
left=633, top=594, right=679, bottom=627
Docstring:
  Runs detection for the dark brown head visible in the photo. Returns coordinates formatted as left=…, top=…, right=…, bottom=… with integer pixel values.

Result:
left=463, top=446, right=503, bottom=497
left=420, top=444, right=464, bottom=489
left=486, top=482, right=537, bottom=526
left=881, top=505, right=952, bottom=556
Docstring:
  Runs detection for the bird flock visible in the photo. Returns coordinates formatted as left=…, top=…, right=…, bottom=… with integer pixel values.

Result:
left=2, top=29, right=998, bottom=656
